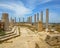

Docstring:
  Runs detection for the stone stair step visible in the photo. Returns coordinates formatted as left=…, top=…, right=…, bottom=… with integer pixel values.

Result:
left=0, top=31, right=14, bottom=36
left=0, top=26, right=16, bottom=36
left=0, top=26, right=20, bottom=43
left=0, top=34, right=19, bottom=42
left=0, top=33, right=16, bottom=39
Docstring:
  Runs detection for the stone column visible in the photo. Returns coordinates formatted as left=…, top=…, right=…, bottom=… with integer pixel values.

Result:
left=30, top=16, right=32, bottom=24
left=34, top=14, right=36, bottom=25
left=10, top=18, right=14, bottom=27
left=37, top=13, right=39, bottom=22
left=1, top=13, right=9, bottom=31
left=41, top=11, right=43, bottom=22
left=37, top=11, right=43, bottom=32
left=46, top=9, right=49, bottom=31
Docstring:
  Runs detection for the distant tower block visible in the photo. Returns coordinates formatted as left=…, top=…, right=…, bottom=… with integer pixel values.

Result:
left=41, top=11, right=43, bottom=23
left=23, top=18, right=24, bottom=23
left=37, top=13, right=39, bottom=22
left=10, top=17, right=12, bottom=24
left=1, top=13, right=9, bottom=31
left=34, top=14, right=37, bottom=25
left=15, top=17, right=16, bottom=23
left=27, top=17, right=29, bottom=23
left=28, top=17, right=30, bottom=23
left=38, top=21, right=43, bottom=32
left=46, top=9, right=49, bottom=31
left=10, top=17, right=12, bottom=23
left=27, top=17, right=30, bottom=23
left=19, top=18, right=20, bottom=22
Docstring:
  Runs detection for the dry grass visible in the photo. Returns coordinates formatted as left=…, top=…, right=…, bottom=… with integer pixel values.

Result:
left=50, top=24, right=60, bottom=32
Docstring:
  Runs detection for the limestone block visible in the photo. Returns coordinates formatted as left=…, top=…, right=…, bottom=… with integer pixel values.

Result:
left=57, top=36, right=60, bottom=42
left=38, top=21, right=43, bottom=32
left=38, top=31, right=60, bottom=46
left=45, top=35, right=60, bottom=46
left=47, top=37, right=57, bottom=46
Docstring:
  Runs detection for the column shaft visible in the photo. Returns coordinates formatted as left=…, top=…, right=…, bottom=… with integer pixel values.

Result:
left=46, top=9, right=49, bottom=30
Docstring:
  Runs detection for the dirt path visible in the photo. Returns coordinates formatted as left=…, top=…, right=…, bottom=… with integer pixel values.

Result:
left=0, top=27, right=52, bottom=48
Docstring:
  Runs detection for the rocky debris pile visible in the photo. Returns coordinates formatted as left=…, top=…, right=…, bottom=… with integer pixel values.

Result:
left=38, top=32, right=60, bottom=48
left=45, top=33, right=60, bottom=46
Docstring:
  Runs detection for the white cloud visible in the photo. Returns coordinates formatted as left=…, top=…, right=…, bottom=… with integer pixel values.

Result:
left=0, top=2, right=32, bottom=17
left=0, top=0, right=52, bottom=18
left=25, top=0, right=52, bottom=9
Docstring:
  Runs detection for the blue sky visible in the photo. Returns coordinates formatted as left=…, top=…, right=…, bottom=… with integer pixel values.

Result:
left=0, top=0, right=60, bottom=23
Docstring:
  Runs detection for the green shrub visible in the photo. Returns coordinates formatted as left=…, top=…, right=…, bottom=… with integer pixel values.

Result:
left=0, top=29, right=5, bottom=36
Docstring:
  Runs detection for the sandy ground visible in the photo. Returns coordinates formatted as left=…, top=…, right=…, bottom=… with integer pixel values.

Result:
left=0, top=26, right=52, bottom=48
